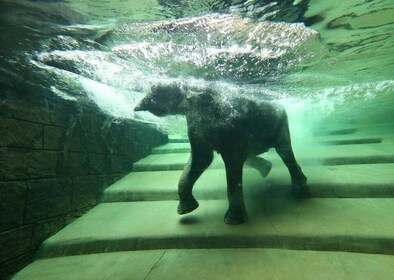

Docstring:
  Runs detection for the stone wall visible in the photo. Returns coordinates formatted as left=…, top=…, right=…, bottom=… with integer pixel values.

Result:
left=0, top=82, right=167, bottom=279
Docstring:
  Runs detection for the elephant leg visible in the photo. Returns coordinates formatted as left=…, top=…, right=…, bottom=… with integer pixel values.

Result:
left=222, top=153, right=248, bottom=225
left=177, top=140, right=213, bottom=215
left=245, top=156, right=272, bottom=177
left=275, top=116, right=308, bottom=197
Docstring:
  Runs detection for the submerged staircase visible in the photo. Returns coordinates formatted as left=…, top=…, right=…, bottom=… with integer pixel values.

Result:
left=13, top=125, right=394, bottom=280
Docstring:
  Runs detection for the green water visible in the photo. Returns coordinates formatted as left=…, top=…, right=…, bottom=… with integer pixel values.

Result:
left=1, top=2, right=393, bottom=278
left=0, top=0, right=393, bottom=135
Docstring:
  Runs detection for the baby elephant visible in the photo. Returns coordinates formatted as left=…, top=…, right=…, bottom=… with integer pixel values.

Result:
left=134, top=83, right=307, bottom=225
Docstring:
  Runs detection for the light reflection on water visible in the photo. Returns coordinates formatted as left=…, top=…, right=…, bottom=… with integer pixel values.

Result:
left=0, top=0, right=393, bottom=135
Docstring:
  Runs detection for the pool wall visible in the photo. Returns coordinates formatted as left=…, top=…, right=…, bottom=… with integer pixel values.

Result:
left=0, top=81, right=167, bottom=278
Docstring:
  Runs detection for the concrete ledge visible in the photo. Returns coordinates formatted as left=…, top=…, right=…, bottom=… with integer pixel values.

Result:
left=13, top=248, right=394, bottom=280
left=36, top=199, right=394, bottom=258
left=133, top=142, right=394, bottom=171
left=319, top=137, right=382, bottom=145
left=104, top=164, right=394, bottom=202
left=168, top=135, right=188, bottom=143
left=152, top=143, right=190, bottom=154
left=153, top=137, right=385, bottom=155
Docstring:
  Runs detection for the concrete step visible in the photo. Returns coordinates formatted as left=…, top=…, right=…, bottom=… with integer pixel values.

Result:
left=313, top=123, right=394, bottom=138
left=153, top=136, right=385, bottom=154
left=313, top=127, right=358, bottom=136
left=165, top=124, right=392, bottom=144
left=36, top=198, right=394, bottom=258
left=166, top=126, right=362, bottom=143
left=318, top=136, right=382, bottom=145
left=168, top=134, right=188, bottom=143
left=152, top=142, right=190, bottom=154
left=102, top=163, right=394, bottom=202
left=13, top=248, right=394, bottom=280
left=134, top=142, right=394, bottom=171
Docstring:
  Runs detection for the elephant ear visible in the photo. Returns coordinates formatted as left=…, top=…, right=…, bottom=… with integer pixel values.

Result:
left=186, top=90, right=215, bottom=108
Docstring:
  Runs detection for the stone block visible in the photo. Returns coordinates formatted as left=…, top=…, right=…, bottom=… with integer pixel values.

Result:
left=86, top=135, right=107, bottom=154
left=108, top=121, right=126, bottom=136
left=109, top=120, right=167, bottom=157
left=0, top=181, right=27, bottom=232
left=0, top=251, right=35, bottom=280
left=0, top=116, right=43, bottom=149
left=97, top=175, right=116, bottom=196
left=89, top=153, right=111, bottom=175
left=43, top=125, right=66, bottom=150
left=90, top=111, right=112, bottom=134
left=102, top=131, right=118, bottom=154
left=72, top=176, right=98, bottom=209
left=0, top=148, right=57, bottom=180
left=0, top=226, right=32, bottom=264
left=48, top=98, right=81, bottom=128
left=32, top=216, right=65, bottom=249
left=127, top=124, right=167, bottom=151
left=128, top=125, right=153, bottom=144
left=58, top=152, right=110, bottom=176
left=68, top=129, right=87, bottom=153
left=57, top=152, right=90, bottom=176
left=111, top=174, right=124, bottom=182
left=68, top=131, right=106, bottom=154
left=111, top=128, right=137, bottom=157
left=25, top=178, right=72, bottom=223
left=76, top=109, right=92, bottom=134
left=0, top=89, right=51, bottom=124
left=131, top=141, right=151, bottom=160
left=111, top=155, right=133, bottom=174
left=65, top=207, right=92, bottom=225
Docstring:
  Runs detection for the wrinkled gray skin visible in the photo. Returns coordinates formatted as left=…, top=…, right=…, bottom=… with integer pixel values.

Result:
left=135, top=83, right=307, bottom=225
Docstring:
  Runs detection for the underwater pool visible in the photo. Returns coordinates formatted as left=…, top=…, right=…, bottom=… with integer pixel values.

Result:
left=1, top=0, right=393, bottom=279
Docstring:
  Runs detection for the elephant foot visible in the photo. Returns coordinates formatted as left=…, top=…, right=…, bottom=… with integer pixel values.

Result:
left=177, top=196, right=199, bottom=215
left=246, top=157, right=272, bottom=178
left=224, top=209, right=248, bottom=225
left=291, top=175, right=308, bottom=198
left=258, top=160, right=272, bottom=178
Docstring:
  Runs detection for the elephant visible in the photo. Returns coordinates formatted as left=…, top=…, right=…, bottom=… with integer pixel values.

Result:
left=134, top=82, right=307, bottom=225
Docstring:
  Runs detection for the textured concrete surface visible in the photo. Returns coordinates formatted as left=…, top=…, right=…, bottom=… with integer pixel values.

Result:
left=152, top=136, right=385, bottom=154
left=36, top=198, right=394, bottom=258
left=103, top=164, right=394, bottom=202
left=13, top=249, right=394, bottom=280
left=152, top=142, right=191, bottom=154
left=134, top=141, right=394, bottom=171
left=12, top=128, right=394, bottom=280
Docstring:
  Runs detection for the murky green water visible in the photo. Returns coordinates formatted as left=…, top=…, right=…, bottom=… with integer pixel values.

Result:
left=1, top=2, right=394, bottom=278
left=0, top=0, right=393, bottom=135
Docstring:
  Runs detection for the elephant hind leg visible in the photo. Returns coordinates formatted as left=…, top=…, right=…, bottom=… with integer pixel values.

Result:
left=222, top=152, right=248, bottom=225
left=245, top=156, right=272, bottom=178
left=275, top=115, right=308, bottom=198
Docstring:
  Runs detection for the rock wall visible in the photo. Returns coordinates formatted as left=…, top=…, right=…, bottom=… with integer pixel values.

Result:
left=0, top=82, right=167, bottom=278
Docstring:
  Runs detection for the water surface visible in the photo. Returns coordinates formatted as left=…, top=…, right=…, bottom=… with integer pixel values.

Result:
left=1, top=0, right=393, bottom=135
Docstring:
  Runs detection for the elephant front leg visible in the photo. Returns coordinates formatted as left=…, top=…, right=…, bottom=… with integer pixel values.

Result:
left=222, top=154, right=248, bottom=225
left=177, top=160, right=201, bottom=215
left=177, top=143, right=213, bottom=215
